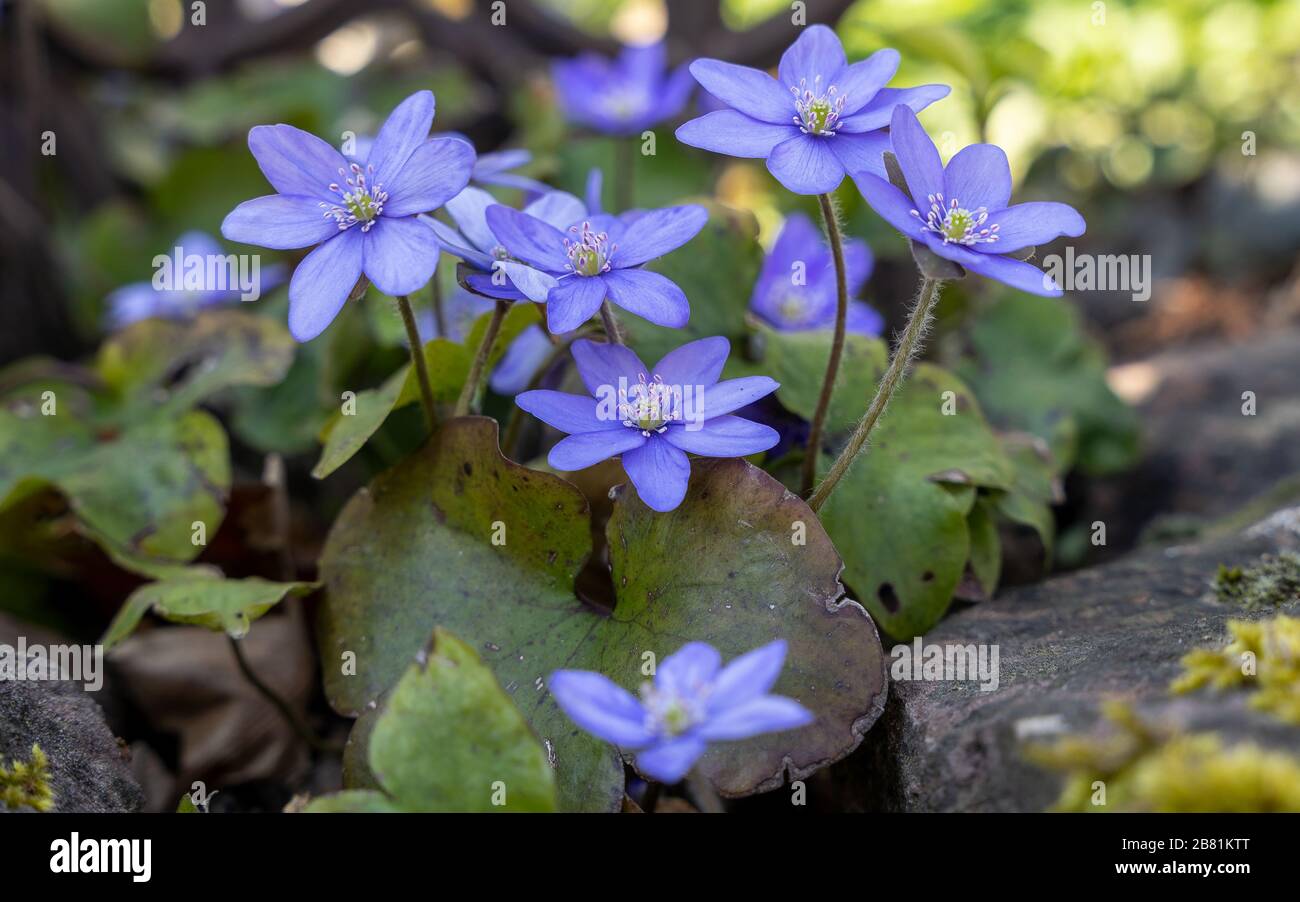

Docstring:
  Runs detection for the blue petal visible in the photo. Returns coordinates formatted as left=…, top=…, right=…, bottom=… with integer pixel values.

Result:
left=464, top=269, right=529, bottom=301
left=695, top=427, right=776, bottom=467
left=634, top=736, right=707, bottom=784
left=943, top=143, right=1012, bottom=213
left=515, top=389, right=612, bottom=435
left=222, top=194, right=338, bottom=250
left=834, top=48, right=899, bottom=116
left=664, top=415, right=779, bottom=457
left=585, top=168, right=604, bottom=215
left=570, top=338, right=649, bottom=396
left=485, top=206, right=568, bottom=271
left=247, top=124, right=348, bottom=202
left=766, top=133, right=844, bottom=195
left=826, top=129, right=891, bottom=181
left=688, top=59, right=791, bottom=124
left=850, top=171, right=927, bottom=241
left=366, top=90, right=436, bottom=188
left=473, top=148, right=530, bottom=177
left=444, top=187, right=499, bottom=254
left=614, top=205, right=708, bottom=267
left=105, top=282, right=168, bottom=329
left=889, top=104, right=945, bottom=207
left=424, top=214, right=494, bottom=270
left=700, top=376, right=780, bottom=418
left=383, top=136, right=474, bottom=217
left=838, top=84, right=951, bottom=133
left=621, top=437, right=691, bottom=512
left=697, top=695, right=813, bottom=742
left=522, top=191, right=586, bottom=232
left=546, top=276, right=608, bottom=333
left=494, top=260, right=556, bottom=303
left=846, top=300, right=885, bottom=336
left=547, top=670, right=656, bottom=748
left=987, top=201, right=1086, bottom=252
left=549, top=429, right=646, bottom=471
left=707, top=640, right=788, bottom=710
left=778, top=24, right=845, bottom=90
left=963, top=252, right=1064, bottom=297
left=287, top=230, right=363, bottom=342
left=601, top=269, right=689, bottom=328
left=676, top=112, right=800, bottom=159
left=489, top=325, right=554, bottom=395
left=655, top=643, right=722, bottom=697
left=652, top=336, right=729, bottom=388
left=362, top=216, right=439, bottom=296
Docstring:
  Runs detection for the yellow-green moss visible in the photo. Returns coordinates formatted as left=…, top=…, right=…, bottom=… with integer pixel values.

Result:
left=1172, top=614, right=1300, bottom=725
left=1027, top=701, right=1300, bottom=812
left=1213, top=552, right=1300, bottom=609
left=0, top=744, right=54, bottom=812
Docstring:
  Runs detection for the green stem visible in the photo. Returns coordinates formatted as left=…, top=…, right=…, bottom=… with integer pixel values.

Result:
left=808, top=277, right=942, bottom=513
left=614, top=138, right=634, bottom=211
left=456, top=299, right=509, bottom=416
left=397, top=294, right=438, bottom=432
left=599, top=300, right=624, bottom=345
left=800, top=193, right=850, bottom=498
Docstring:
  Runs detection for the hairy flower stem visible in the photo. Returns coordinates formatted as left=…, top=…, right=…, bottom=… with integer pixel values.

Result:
left=228, top=637, right=340, bottom=755
left=599, top=300, right=625, bottom=345
left=807, top=277, right=942, bottom=513
left=800, top=192, right=850, bottom=497
left=615, top=138, right=635, bottom=211
left=397, top=294, right=438, bottom=432
left=456, top=299, right=510, bottom=416
left=430, top=275, right=447, bottom=339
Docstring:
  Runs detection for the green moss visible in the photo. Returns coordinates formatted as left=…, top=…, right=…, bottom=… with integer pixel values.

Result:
left=1213, top=552, right=1300, bottom=609
left=0, top=744, right=54, bottom=812
left=1172, top=614, right=1300, bottom=725
left=1028, top=701, right=1300, bottom=812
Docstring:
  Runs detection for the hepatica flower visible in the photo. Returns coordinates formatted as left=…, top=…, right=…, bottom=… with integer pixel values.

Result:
left=221, top=91, right=474, bottom=341
left=751, top=213, right=882, bottom=335
left=553, top=41, right=693, bottom=136
left=517, top=337, right=779, bottom=512
left=425, top=187, right=589, bottom=301
left=853, top=106, right=1086, bottom=296
left=676, top=25, right=949, bottom=195
left=486, top=202, right=707, bottom=334
left=549, top=639, right=813, bottom=783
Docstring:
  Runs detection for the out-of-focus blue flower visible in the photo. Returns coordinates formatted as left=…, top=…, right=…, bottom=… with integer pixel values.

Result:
left=485, top=202, right=707, bottom=334
left=471, top=148, right=549, bottom=195
left=517, top=337, right=778, bottom=512
left=853, top=106, right=1087, bottom=296
left=552, top=41, right=693, bottom=136
left=409, top=287, right=495, bottom=345
left=424, top=187, right=590, bottom=301
left=222, top=91, right=474, bottom=341
left=488, top=324, right=557, bottom=396
left=549, top=639, right=813, bottom=783
left=104, top=231, right=285, bottom=330
left=751, top=213, right=882, bottom=334
left=676, top=25, right=949, bottom=195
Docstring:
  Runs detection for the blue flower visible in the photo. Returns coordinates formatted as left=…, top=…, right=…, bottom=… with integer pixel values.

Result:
left=486, top=202, right=707, bottom=334
left=469, top=148, right=549, bottom=195
left=517, top=336, right=779, bottom=512
left=751, top=213, right=882, bottom=334
left=676, top=25, right=949, bottom=195
left=552, top=41, right=693, bottom=136
left=853, top=106, right=1087, bottom=296
left=425, top=187, right=591, bottom=301
left=549, top=639, right=813, bottom=784
left=104, top=231, right=285, bottom=330
left=221, top=91, right=475, bottom=341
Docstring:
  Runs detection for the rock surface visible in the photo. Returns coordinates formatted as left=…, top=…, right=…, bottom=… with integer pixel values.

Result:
left=844, top=505, right=1300, bottom=812
left=0, top=677, right=143, bottom=813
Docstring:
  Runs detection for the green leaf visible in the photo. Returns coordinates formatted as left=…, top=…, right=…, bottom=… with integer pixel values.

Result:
left=956, top=293, right=1139, bottom=476
left=96, top=309, right=295, bottom=422
left=309, top=628, right=556, bottom=813
left=303, top=790, right=401, bottom=813
left=964, top=497, right=1002, bottom=600
left=316, top=418, right=887, bottom=810
left=0, top=408, right=230, bottom=563
left=622, top=203, right=764, bottom=366
left=101, top=576, right=316, bottom=649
